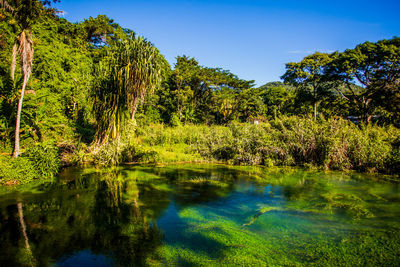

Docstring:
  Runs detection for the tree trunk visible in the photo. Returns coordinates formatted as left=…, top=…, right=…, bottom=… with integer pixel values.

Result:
left=361, top=97, right=372, bottom=123
left=313, top=85, right=317, bottom=121
left=177, top=85, right=182, bottom=121
left=314, top=101, right=317, bottom=121
left=130, top=98, right=138, bottom=126
left=13, top=30, right=33, bottom=158
left=13, top=76, right=28, bottom=158
left=11, top=42, right=17, bottom=80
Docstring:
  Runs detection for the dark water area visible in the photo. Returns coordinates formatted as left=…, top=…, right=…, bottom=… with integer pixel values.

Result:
left=0, top=164, right=399, bottom=266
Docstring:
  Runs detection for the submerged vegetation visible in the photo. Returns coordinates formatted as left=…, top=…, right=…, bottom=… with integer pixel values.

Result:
left=0, top=0, right=399, bottom=185
left=0, top=165, right=399, bottom=266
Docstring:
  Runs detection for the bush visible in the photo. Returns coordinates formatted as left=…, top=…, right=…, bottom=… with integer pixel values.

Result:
left=0, top=156, right=39, bottom=185
left=385, top=136, right=400, bottom=174
left=347, top=124, right=393, bottom=172
left=93, top=139, right=127, bottom=166
left=0, top=142, right=60, bottom=185
left=24, top=142, right=60, bottom=178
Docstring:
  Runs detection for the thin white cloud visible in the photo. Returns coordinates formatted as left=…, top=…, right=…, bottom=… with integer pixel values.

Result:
left=57, top=10, right=67, bottom=17
left=288, top=49, right=335, bottom=54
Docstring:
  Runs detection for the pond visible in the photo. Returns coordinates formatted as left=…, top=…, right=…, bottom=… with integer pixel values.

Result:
left=0, top=164, right=399, bottom=266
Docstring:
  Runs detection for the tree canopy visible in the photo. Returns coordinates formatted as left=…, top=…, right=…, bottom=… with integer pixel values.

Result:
left=0, top=1, right=399, bottom=163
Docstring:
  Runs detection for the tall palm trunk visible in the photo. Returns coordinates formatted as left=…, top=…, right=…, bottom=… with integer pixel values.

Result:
left=13, top=30, right=33, bottom=158
left=14, top=75, right=29, bottom=157
left=11, top=42, right=17, bottom=80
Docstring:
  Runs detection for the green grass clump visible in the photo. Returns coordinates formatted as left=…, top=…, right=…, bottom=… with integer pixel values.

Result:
left=0, top=143, right=60, bottom=185
left=25, top=142, right=60, bottom=178
left=0, top=156, right=39, bottom=185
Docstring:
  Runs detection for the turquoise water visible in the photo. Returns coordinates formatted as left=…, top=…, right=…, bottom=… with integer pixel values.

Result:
left=0, top=165, right=399, bottom=266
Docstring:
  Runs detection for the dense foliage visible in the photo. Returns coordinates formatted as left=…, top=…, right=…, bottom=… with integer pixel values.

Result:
left=0, top=1, right=399, bottom=184
left=133, top=117, right=400, bottom=174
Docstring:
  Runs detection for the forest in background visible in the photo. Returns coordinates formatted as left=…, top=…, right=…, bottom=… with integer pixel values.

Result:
left=0, top=1, right=399, bottom=184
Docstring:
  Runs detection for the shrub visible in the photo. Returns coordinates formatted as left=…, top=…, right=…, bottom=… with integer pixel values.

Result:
left=0, top=142, right=61, bottom=185
left=25, top=142, right=60, bottom=178
left=92, top=139, right=138, bottom=166
left=0, top=156, right=39, bottom=185
left=93, top=139, right=126, bottom=166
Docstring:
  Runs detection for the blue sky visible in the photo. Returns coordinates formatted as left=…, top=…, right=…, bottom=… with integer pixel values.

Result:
left=54, top=0, right=399, bottom=86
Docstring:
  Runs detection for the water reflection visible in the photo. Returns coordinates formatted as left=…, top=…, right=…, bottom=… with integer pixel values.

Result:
left=0, top=165, right=399, bottom=266
left=0, top=170, right=162, bottom=266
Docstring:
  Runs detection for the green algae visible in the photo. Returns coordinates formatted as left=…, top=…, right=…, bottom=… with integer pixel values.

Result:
left=0, top=164, right=399, bottom=266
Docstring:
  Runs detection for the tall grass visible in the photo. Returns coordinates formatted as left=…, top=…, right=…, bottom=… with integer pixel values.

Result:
left=2, top=116, right=397, bottom=185
left=134, top=117, right=400, bottom=174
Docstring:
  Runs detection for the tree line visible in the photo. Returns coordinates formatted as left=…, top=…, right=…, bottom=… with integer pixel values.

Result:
left=0, top=0, right=399, bottom=161
left=281, top=40, right=400, bottom=124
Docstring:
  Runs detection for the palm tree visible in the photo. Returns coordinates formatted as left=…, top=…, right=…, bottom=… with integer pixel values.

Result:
left=1, top=0, right=56, bottom=157
left=92, top=34, right=164, bottom=143
left=125, top=36, right=163, bottom=121
left=12, top=30, right=34, bottom=157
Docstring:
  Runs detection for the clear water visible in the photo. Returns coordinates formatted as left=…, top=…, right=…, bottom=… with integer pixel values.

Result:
left=0, top=164, right=399, bottom=266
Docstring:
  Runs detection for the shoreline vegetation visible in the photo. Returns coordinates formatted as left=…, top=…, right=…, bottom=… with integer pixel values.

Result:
left=0, top=2, right=399, bottom=185
left=1, top=116, right=399, bottom=185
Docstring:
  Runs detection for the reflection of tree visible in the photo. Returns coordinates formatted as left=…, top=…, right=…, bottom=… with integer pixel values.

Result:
left=0, top=169, right=169, bottom=266
left=17, top=201, right=37, bottom=266
left=0, top=165, right=256, bottom=266
left=0, top=201, right=36, bottom=266
left=17, top=203, right=30, bottom=251
left=148, top=166, right=239, bottom=207
left=125, top=179, right=141, bottom=218
left=88, top=170, right=166, bottom=265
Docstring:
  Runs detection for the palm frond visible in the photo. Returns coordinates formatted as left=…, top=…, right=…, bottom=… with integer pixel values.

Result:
left=0, top=0, right=14, bottom=12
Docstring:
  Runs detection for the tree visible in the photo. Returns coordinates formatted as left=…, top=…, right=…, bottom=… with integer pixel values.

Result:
left=211, top=87, right=238, bottom=123
left=167, top=56, right=254, bottom=124
left=1, top=0, right=58, bottom=157
left=92, top=34, right=164, bottom=143
left=261, top=84, right=295, bottom=118
left=82, top=15, right=130, bottom=48
left=281, top=52, right=335, bottom=120
left=170, top=56, right=199, bottom=122
left=327, top=37, right=400, bottom=123
left=125, top=37, right=164, bottom=121
left=237, top=87, right=265, bottom=122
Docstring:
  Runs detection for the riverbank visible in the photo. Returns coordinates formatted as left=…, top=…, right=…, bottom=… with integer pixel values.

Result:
left=89, top=116, right=400, bottom=174
left=1, top=116, right=400, bottom=185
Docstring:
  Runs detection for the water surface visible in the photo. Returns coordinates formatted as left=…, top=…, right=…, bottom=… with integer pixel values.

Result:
left=0, top=164, right=399, bottom=266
